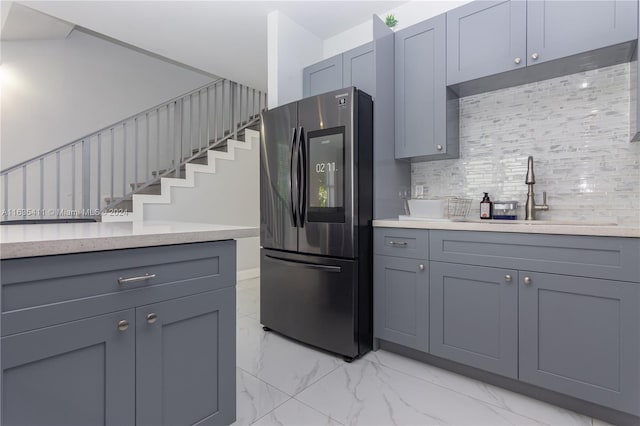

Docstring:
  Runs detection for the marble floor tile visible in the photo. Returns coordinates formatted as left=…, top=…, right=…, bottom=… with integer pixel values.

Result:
left=236, top=315, right=342, bottom=396
left=238, top=277, right=260, bottom=291
left=296, top=358, right=546, bottom=425
left=233, top=368, right=290, bottom=426
left=237, top=286, right=260, bottom=318
left=364, top=350, right=592, bottom=426
left=252, top=398, right=343, bottom=426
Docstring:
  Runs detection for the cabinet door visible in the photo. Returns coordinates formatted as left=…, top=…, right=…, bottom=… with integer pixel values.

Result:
left=395, top=15, right=447, bottom=159
left=374, top=255, right=428, bottom=352
left=2, top=310, right=135, bottom=426
left=447, top=0, right=526, bottom=85
left=519, top=272, right=640, bottom=416
left=430, top=262, right=518, bottom=378
left=303, top=55, right=343, bottom=97
left=343, top=42, right=375, bottom=97
left=527, top=0, right=638, bottom=66
left=136, top=288, right=236, bottom=426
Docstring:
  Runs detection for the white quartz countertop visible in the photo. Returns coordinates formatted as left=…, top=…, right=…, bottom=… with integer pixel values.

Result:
left=373, top=219, right=640, bottom=238
left=0, top=221, right=259, bottom=259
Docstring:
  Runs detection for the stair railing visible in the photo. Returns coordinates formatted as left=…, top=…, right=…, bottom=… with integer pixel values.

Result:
left=0, top=78, right=266, bottom=220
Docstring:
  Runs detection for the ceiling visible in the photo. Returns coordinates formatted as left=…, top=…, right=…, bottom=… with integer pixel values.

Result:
left=1, top=2, right=74, bottom=40
left=3, top=1, right=408, bottom=90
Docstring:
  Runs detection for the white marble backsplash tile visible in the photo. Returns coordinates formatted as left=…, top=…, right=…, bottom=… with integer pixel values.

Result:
left=411, top=63, right=640, bottom=226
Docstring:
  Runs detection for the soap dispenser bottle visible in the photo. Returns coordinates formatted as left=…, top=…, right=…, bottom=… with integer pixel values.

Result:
left=480, top=193, right=493, bottom=219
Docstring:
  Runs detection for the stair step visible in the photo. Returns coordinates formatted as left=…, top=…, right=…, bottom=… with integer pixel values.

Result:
left=186, top=155, right=208, bottom=165
left=103, top=197, right=133, bottom=212
left=131, top=182, right=162, bottom=195
left=152, top=167, right=185, bottom=178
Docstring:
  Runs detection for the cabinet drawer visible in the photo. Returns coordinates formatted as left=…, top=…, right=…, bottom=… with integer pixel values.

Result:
left=430, top=231, right=640, bottom=282
left=374, top=228, right=428, bottom=259
left=1, top=240, right=236, bottom=335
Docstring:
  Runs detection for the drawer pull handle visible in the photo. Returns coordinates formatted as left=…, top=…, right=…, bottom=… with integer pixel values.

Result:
left=146, top=313, right=158, bottom=324
left=118, top=273, right=156, bottom=285
left=523, top=276, right=532, bottom=286
left=389, top=241, right=408, bottom=247
left=117, top=320, right=129, bottom=332
left=505, top=274, right=512, bottom=282
left=419, top=264, right=425, bottom=271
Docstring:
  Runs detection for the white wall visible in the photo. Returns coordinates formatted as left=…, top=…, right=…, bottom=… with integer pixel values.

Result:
left=267, top=10, right=323, bottom=108
left=143, top=131, right=260, bottom=277
left=1, top=29, right=213, bottom=170
left=323, top=0, right=472, bottom=59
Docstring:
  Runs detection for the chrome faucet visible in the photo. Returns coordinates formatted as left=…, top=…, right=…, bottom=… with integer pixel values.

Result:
left=525, top=156, right=549, bottom=220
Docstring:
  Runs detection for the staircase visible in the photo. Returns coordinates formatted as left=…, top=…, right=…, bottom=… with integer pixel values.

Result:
left=0, top=79, right=266, bottom=222
left=103, top=124, right=260, bottom=222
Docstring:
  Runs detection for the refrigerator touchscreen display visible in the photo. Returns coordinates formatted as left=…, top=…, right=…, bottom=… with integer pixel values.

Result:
left=307, top=127, right=345, bottom=222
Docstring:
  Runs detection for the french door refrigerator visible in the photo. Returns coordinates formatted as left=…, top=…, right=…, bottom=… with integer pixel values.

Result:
left=260, top=87, right=373, bottom=361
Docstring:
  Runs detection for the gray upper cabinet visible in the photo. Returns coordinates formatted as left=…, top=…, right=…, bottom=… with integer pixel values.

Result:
left=430, top=262, right=518, bottom=379
left=303, top=42, right=375, bottom=99
left=343, top=42, right=375, bottom=96
left=519, top=271, right=640, bottom=416
left=630, top=2, right=640, bottom=142
left=303, top=55, right=343, bottom=97
left=447, top=0, right=638, bottom=90
left=447, top=0, right=527, bottom=85
left=527, top=0, right=638, bottom=67
left=2, top=309, right=136, bottom=426
left=374, top=255, right=429, bottom=352
left=395, top=14, right=458, bottom=160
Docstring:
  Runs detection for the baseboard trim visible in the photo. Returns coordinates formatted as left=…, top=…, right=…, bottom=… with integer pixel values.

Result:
left=237, top=268, right=260, bottom=281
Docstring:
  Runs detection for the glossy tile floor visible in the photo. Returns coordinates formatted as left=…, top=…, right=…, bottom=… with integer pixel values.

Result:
left=233, top=278, right=611, bottom=426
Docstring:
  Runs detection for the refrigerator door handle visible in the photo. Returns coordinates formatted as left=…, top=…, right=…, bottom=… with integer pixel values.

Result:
left=289, top=127, right=298, bottom=227
left=298, top=126, right=307, bottom=228
left=264, top=254, right=342, bottom=273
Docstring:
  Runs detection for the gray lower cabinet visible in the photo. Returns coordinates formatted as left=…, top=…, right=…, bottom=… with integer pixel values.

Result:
left=2, top=309, right=136, bottom=426
left=519, top=271, right=640, bottom=416
left=374, top=255, right=428, bottom=352
left=136, top=288, right=235, bottom=426
left=429, top=262, right=518, bottom=379
left=395, top=14, right=458, bottom=161
left=375, top=228, right=640, bottom=418
left=1, top=241, right=237, bottom=426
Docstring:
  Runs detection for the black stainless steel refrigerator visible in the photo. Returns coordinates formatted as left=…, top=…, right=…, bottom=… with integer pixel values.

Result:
left=259, top=87, right=373, bottom=361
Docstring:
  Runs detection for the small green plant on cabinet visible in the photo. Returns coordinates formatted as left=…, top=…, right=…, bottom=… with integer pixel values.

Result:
left=385, top=14, right=398, bottom=28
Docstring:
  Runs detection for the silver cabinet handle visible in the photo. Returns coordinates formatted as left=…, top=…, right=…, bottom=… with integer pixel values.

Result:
left=514, top=57, right=521, bottom=64
left=419, top=264, right=425, bottom=271
left=505, top=274, right=512, bottom=282
left=389, top=241, right=407, bottom=246
left=531, top=53, right=539, bottom=60
left=118, top=273, right=156, bottom=285
left=146, top=313, right=157, bottom=324
left=118, top=320, right=129, bottom=331
left=523, top=276, right=532, bottom=285
left=436, top=144, right=443, bottom=151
